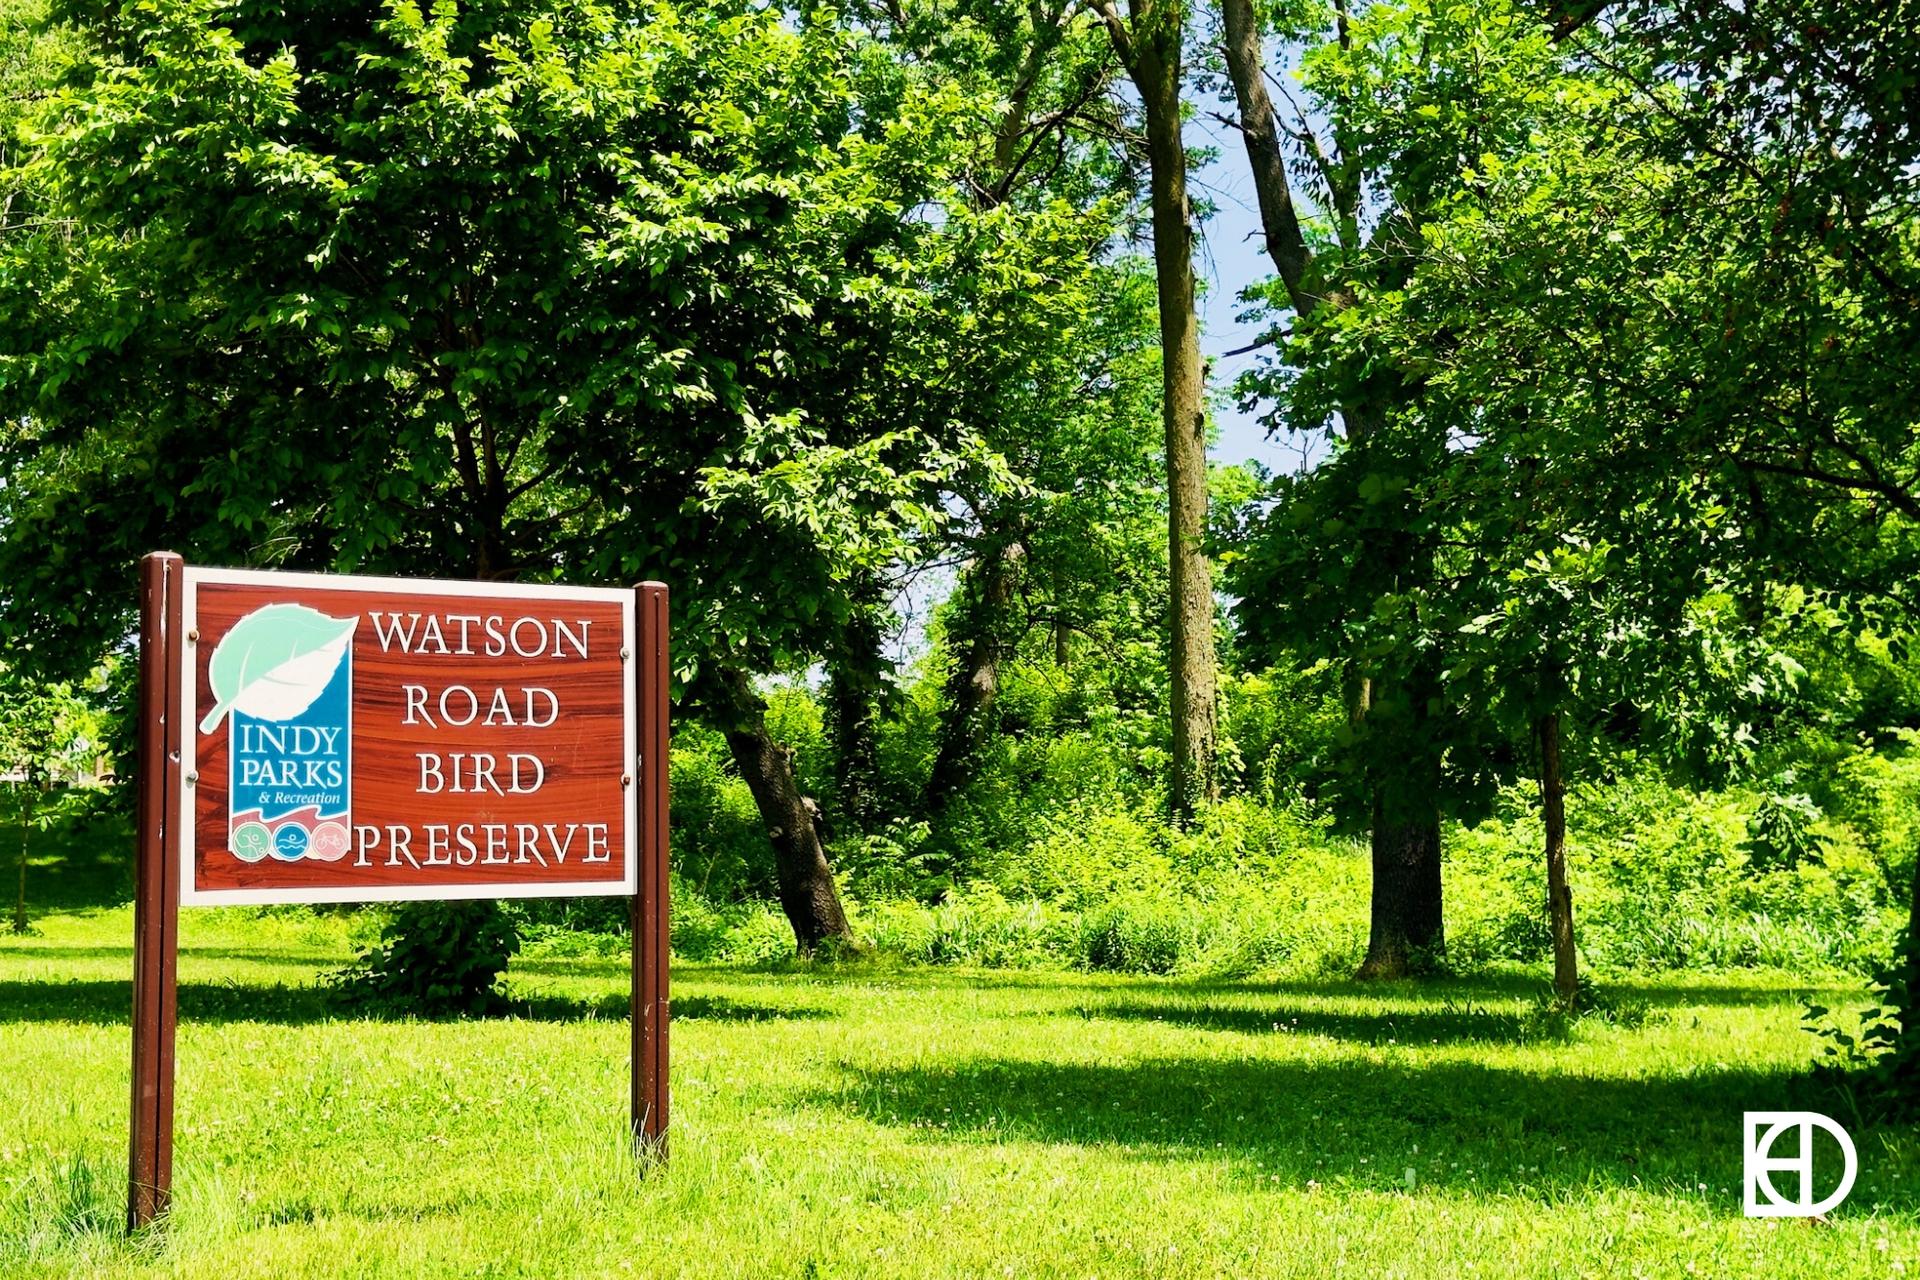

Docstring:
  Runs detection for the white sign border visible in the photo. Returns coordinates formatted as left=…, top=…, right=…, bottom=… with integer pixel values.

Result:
left=177, top=565, right=640, bottom=906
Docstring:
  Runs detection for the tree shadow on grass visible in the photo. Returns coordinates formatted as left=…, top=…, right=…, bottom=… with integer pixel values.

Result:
left=1086, top=997, right=1550, bottom=1045
left=671, top=993, right=834, bottom=1022
left=1, top=945, right=343, bottom=966
left=0, top=978, right=331, bottom=1025
left=5, top=811, right=136, bottom=914
left=1601, top=979, right=1858, bottom=1008
left=505, top=991, right=835, bottom=1023
left=810, top=1053, right=1919, bottom=1215
left=0, top=979, right=834, bottom=1026
left=1174, top=973, right=1851, bottom=1010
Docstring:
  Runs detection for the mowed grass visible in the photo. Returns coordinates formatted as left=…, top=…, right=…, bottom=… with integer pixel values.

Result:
left=3, top=906, right=1918, bottom=1279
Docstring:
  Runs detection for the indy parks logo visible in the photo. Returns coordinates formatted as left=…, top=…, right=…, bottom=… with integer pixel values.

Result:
left=1743, top=1111, right=1858, bottom=1218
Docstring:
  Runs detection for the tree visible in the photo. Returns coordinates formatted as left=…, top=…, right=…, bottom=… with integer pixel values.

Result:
left=1234, top=0, right=1912, bottom=998
left=0, top=0, right=1049, bottom=951
left=1094, top=0, right=1218, bottom=816
left=1216, top=0, right=1479, bottom=974
left=1217, top=0, right=1792, bottom=979
left=1398, top=0, right=1920, bottom=1038
left=848, top=0, right=1172, bottom=823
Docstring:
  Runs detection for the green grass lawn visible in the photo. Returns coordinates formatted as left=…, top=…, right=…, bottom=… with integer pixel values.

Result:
left=3, top=904, right=1917, bottom=1278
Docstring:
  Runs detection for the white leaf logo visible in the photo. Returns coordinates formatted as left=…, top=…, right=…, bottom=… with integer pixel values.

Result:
left=198, top=603, right=358, bottom=733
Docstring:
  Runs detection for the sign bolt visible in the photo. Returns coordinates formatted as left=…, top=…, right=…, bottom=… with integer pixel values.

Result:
left=184, top=771, right=198, bottom=786
left=622, top=774, right=633, bottom=787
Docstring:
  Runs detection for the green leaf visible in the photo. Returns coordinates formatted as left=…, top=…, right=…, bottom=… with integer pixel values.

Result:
left=199, top=603, right=358, bottom=733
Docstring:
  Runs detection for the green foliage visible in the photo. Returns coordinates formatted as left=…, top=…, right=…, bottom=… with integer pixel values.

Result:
left=650, top=660, right=1912, bottom=982
left=1744, top=791, right=1827, bottom=872
left=0, top=668, right=98, bottom=787
left=1820, top=730, right=1920, bottom=886
left=1081, top=895, right=1195, bottom=975
left=668, top=724, right=777, bottom=903
left=668, top=886, right=798, bottom=966
left=763, top=685, right=833, bottom=802
left=1216, top=663, right=1345, bottom=804
left=7, top=0, right=1920, bottom=1056
left=1806, top=921, right=1920, bottom=1119
left=860, top=884, right=1074, bottom=969
left=327, top=901, right=521, bottom=1017
left=0, top=0, right=1049, bottom=697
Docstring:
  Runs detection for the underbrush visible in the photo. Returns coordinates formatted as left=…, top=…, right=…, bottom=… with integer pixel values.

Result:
left=640, top=728, right=1916, bottom=978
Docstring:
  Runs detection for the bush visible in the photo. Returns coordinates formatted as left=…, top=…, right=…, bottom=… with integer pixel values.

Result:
left=326, top=901, right=521, bottom=1017
left=855, top=887, right=1069, bottom=968
left=831, top=820, right=940, bottom=902
left=1824, top=729, right=1920, bottom=887
left=1081, top=896, right=1194, bottom=974
left=723, top=906, right=803, bottom=965
left=1743, top=791, right=1826, bottom=870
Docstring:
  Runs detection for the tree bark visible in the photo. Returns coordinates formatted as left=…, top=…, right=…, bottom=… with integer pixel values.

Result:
left=1220, top=0, right=1317, bottom=315
left=1102, top=0, right=1217, bottom=816
left=711, top=667, right=852, bottom=953
left=924, top=540, right=1023, bottom=815
left=1356, top=721, right=1444, bottom=978
left=1539, top=711, right=1578, bottom=1004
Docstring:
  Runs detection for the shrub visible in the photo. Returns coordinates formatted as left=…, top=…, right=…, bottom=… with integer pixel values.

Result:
left=1743, top=791, right=1826, bottom=870
left=859, top=886, right=1073, bottom=968
left=1080, top=896, right=1195, bottom=974
left=669, top=876, right=736, bottom=961
left=831, top=820, right=940, bottom=902
left=990, top=802, right=1170, bottom=906
left=717, top=905, right=800, bottom=966
left=1825, top=729, right=1920, bottom=886
left=326, top=901, right=520, bottom=1017
left=666, top=882, right=798, bottom=964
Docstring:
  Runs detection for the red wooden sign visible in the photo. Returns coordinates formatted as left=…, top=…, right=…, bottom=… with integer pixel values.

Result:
left=128, top=556, right=670, bottom=1231
left=179, top=568, right=636, bottom=903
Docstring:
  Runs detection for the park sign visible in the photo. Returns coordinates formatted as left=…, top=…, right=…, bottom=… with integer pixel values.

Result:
left=128, top=555, right=671, bottom=1231
left=180, top=567, right=636, bottom=903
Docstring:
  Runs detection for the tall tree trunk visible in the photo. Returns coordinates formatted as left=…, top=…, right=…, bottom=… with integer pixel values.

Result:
left=1102, top=0, right=1217, bottom=816
left=924, top=540, right=1023, bottom=815
left=1222, top=0, right=1449, bottom=961
left=711, top=667, right=852, bottom=953
left=1219, top=0, right=1317, bottom=312
left=1539, top=711, right=1578, bottom=1003
left=1356, top=704, right=1444, bottom=978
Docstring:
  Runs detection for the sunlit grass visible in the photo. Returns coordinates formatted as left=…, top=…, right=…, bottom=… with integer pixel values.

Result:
left=3, top=906, right=1916, bottom=1278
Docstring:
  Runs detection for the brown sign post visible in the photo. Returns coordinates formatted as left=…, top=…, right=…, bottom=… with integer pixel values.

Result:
left=129, top=555, right=670, bottom=1230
